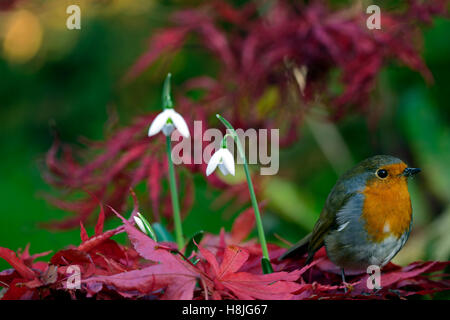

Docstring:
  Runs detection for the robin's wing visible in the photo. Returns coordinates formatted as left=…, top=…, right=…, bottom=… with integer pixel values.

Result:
left=305, top=206, right=336, bottom=263
left=279, top=176, right=358, bottom=263
left=306, top=191, right=356, bottom=264
left=278, top=208, right=333, bottom=262
left=279, top=191, right=356, bottom=262
left=278, top=232, right=312, bottom=260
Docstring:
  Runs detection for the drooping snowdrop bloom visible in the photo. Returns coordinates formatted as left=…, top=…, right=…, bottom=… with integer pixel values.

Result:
left=148, top=108, right=190, bottom=138
left=206, top=147, right=235, bottom=176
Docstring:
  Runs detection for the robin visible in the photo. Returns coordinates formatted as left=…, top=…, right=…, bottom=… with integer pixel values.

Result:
left=280, top=155, right=421, bottom=286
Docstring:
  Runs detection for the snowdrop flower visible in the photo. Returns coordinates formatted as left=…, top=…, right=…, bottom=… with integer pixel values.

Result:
left=148, top=108, right=190, bottom=138
left=206, top=147, right=235, bottom=176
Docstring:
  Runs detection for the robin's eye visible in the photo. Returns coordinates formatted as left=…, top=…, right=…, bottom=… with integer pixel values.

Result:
left=376, top=169, right=388, bottom=179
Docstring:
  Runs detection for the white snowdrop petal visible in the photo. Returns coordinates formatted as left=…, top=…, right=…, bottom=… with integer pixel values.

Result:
left=148, top=110, right=171, bottom=137
left=206, top=150, right=222, bottom=176
left=220, top=149, right=235, bottom=176
left=170, top=111, right=190, bottom=138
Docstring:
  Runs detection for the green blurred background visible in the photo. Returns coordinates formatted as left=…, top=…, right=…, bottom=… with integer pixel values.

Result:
left=0, top=0, right=449, bottom=271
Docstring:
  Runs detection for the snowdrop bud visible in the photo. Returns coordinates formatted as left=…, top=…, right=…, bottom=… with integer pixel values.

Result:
left=134, top=215, right=147, bottom=235
left=134, top=212, right=158, bottom=241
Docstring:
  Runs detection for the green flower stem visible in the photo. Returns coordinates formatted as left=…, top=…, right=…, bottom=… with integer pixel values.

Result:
left=221, top=133, right=234, bottom=148
left=166, top=135, right=184, bottom=251
left=216, top=114, right=273, bottom=273
left=162, top=73, right=174, bottom=109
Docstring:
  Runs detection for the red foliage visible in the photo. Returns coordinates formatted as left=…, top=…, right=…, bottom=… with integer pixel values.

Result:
left=126, top=0, right=445, bottom=117
left=1, top=208, right=449, bottom=300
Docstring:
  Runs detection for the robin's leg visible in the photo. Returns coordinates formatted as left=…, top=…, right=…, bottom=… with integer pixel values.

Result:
left=341, top=269, right=352, bottom=293
left=341, top=269, right=347, bottom=293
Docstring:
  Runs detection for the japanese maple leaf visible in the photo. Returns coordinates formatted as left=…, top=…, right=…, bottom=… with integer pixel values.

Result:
left=0, top=247, right=37, bottom=281
left=197, top=245, right=302, bottom=300
left=0, top=246, right=53, bottom=299
left=199, top=206, right=286, bottom=274
left=82, top=209, right=199, bottom=299
left=283, top=247, right=450, bottom=299
left=349, top=260, right=450, bottom=298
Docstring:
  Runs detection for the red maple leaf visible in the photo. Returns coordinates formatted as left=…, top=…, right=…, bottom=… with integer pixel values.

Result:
left=82, top=209, right=199, bottom=299
left=0, top=246, right=54, bottom=299
left=197, top=244, right=302, bottom=300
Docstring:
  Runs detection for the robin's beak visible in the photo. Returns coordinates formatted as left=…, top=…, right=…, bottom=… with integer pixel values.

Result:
left=403, top=167, right=421, bottom=177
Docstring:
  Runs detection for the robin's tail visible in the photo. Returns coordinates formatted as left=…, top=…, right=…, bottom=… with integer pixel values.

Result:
left=278, top=232, right=313, bottom=261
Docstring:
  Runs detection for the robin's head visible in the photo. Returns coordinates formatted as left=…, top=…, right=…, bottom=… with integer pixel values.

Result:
left=359, top=155, right=421, bottom=187
left=349, top=155, right=421, bottom=241
left=338, top=155, right=421, bottom=193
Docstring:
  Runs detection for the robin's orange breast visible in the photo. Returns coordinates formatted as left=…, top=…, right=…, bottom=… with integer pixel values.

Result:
left=360, top=163, right=412, bottom=243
